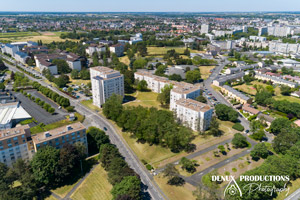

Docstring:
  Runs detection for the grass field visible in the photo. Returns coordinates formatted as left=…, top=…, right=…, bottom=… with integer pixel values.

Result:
left=119, top=55, right=130, bottom=65
left=71, top=165, right=112, bottom=200
left=0, top=32, right=74, bottom=43
left=124, top=91, right=167, bottom=110
left=68, top=77, right=91, bottom=86
left=80, top=99, right=101, bottom=112
left=154, top=175, right=196, bottom=200
left=274, top=95, right=300, bottom=104
left=199, top=66, right=215, bottom=80
left=51, top=180, right=80, bottom=198
left=147, top=47, right=187, bottom=55
left=30, top=112, right=84, bottom=134
left=233, top=81, right=281, bottom=96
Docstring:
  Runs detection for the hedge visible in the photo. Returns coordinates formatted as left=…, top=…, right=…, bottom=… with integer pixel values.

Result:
left=232, top=123, right=245, bottom=132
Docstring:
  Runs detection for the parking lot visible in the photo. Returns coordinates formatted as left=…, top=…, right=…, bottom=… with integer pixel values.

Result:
left=14, top=91, right=67, bottom=125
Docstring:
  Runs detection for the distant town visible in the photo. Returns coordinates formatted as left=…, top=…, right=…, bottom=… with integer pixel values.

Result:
left=0, top=11, right=299, bottom=200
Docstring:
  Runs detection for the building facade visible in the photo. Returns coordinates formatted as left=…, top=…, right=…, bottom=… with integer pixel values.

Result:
left=91, top=66, right=124, bottom=107
left=173, top=98, right=213, bottom=131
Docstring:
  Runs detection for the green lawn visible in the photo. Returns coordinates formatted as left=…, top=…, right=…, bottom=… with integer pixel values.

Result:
left=0, top=32, right=41, bottom=39
left=80, top=99, right=101, bottom=112
left=275, top=178, right=300, bottom=200
left=233, top=81, right=281, bottom=96
left=71, top=164, right=113, bottom=200
left=51, top=180, right=80, bottom=198
left=30, top=113, right=85, bottom=134
left=124, top=91, right=166, bottom=110
left=274, top=95, right=300, bottom=104
left=147, top=47, right=187, bottom=55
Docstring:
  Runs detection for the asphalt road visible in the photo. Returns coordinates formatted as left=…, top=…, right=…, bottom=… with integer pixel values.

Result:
left=3, top=59, right=168, bottom=200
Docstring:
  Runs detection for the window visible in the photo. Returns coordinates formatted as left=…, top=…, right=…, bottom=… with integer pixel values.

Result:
left=13, top=137, right=18, bottom=141
left=7, top=139, right=11, bottom=144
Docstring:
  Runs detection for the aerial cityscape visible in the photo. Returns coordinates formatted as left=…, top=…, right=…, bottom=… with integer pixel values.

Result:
left=0, top=1, right=300, bottom=200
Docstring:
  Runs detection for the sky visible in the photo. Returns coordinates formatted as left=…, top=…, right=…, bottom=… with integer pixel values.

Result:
left=1, top=0, right=300, bottom=12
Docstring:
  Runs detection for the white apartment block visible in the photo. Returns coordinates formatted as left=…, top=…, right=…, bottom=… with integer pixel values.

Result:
left=0, top=125, right=35, bottom=167
left=91, top=66, right=124, bottom=107
left=86, top=45, right=106, bottom=56
left=255, top=73, right=298, bottom=88
left=170, top=86, right=201, bottom=111
left=201, top=24, right=209, bottom=34
left=134, top=71, right=194, bottom=93
left=173, top=98, right=213, bottom=131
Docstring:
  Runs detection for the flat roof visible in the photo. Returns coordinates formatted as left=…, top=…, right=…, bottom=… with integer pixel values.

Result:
left=176, top=98, right=212, bottom=112
left=32, top=122, right=85, bottom=144
left=0, top=125, right=30, bottom=139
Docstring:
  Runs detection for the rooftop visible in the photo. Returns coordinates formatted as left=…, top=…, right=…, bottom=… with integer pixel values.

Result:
left=222, top=85, right=251, bottom=101
left=0, top=125, right=30, bottom=139
left=176, top=98, right=212, bottom=112
left=32, top=122, right=85, bottom=143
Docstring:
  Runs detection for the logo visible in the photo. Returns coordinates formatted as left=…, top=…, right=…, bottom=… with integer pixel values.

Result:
left=212, top=175, right=290, bottom=197
left=224, top=176, right=242, bottom=197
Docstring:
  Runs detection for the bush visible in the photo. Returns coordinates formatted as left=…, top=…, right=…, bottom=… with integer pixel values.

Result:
left=232, top=168, right=237, bottom=172
left=66, top=106, right=75, bottom=112
left=232, top=123, right=245, bottom=131
left=146, top=164, right=153, bottom=171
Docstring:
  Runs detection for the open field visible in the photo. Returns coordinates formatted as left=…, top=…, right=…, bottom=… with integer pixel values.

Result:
left=51, top=180, right=80, bottom=198
left=154, top=175, right=196, bottom=200
left=0, top=32, right=75, bottom=43
left=147, top=47, right=187, bottom=55
left=124, top=91, right=167, bottom=110
left=233, top=81, right=281, bottom=96
left=199, top=66, right=215, bottom=80
left=274, top=95, right=300, bottom=104
left=119, top=55, right=130, bottom=65
left=45, top=196, right=57, bottom=200
left=68, top=77, right=91, bottom=86
left=71, top=164, right=112, bottom=200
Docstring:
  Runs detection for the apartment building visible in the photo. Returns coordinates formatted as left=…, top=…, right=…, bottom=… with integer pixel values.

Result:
left=0, top=125, right=34, bottom=167
left=134, top=71, right=194, bottom=93
left=85, top=44, right=106, bottom=56
left=109, top=43, right=124, bottom=57
left=173, top=98, right=213, bottom=131
left=90, top=66, right=124, bottom=107
left=170, top=86, right=201, bottom=111
left=32, top=122, right=88, bottom=153
left=255, top=73, right=298, bottom=88
left=221, top=85, right=252, bottom=104
left=213, top=72, right=245, bottom=86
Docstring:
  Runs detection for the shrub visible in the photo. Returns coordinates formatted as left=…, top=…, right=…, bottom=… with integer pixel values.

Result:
left=232, top=123, right=244, bottom=131
left=146, top=164, right=153, bottom=171
left=232, top=168, right=237, bottom=172
left=66, top=106, right=75, bottom=112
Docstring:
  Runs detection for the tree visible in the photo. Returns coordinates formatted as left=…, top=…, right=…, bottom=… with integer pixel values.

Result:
left=111, top=176, right=141, bottom=200
left=0, top=83, right=5, bottom=91
left=71, top=69, right=80, bottom=79
left=208, top=116, right=221, bottom=136
left=154, top=65, right=167, bottom=76
left=215, top=104, right=238, bottom=122
left=273, top=129, right=300, bottom=154
left=136, top=80, right=147, bottom=91
left=196, top=95, right=207, bottom=103
left=133, top=58, right=147, bottom=70
left=54, top=74, right=69, bottom=88
left=250, top=143, right=269, bottom=160
left=103, top=94, right=123, bottom=121
left=163, top=163, right=179, bottom=179
left=157, top=84, right=173, bottom=106
left=251, top=129, right=266, bottom=141
left=280, top=85, right=291, bottom=96
left=186, top=69, right=201, bottom=83
left=250, top=120, right=264, bottom=133
left=55, top=144, right=80, bottom=183
left=87, top=127, right=110, bottom=155
left=255, top=89, right=272, bottom=106
left=232, top=133, right=248, bottom=148
left=52, top=59, right=71, bottom=74
left=169, top=74, right=182, bottom=81
left=167, top=176, right=185, bottom=186
left=31, top=146, right=60, bottom=186
left=180, top=157, right=197, bottom=173
left=218, top=145, right=226, bottom=154
left=270, top=118, right=291, bottom=135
